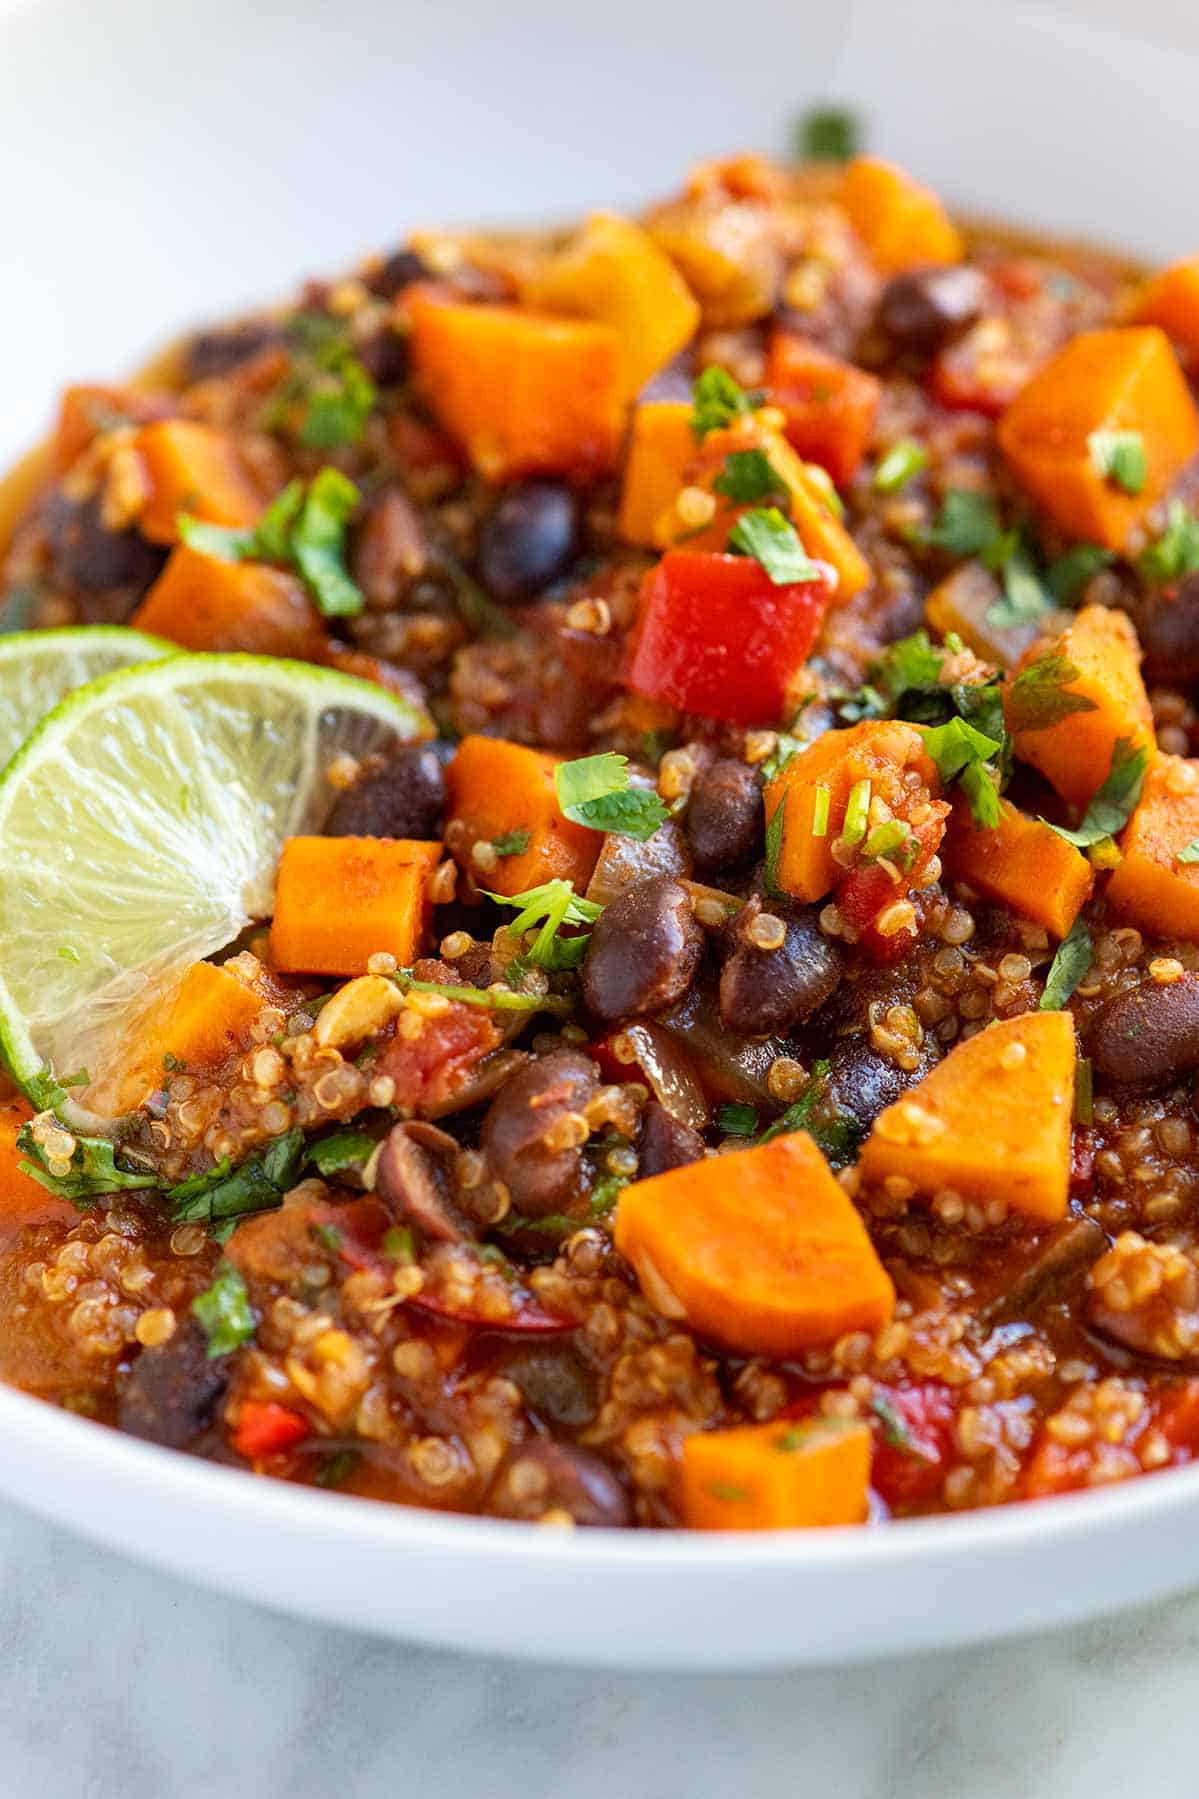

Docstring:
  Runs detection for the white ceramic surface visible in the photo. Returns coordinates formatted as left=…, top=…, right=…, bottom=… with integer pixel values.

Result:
left=4, top=0, right=1199, bottom=1670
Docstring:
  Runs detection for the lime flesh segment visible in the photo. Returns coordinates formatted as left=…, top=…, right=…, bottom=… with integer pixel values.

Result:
left=0, top=651, right=434, bottom=1112
left=0, top=625, right=175, bottom=769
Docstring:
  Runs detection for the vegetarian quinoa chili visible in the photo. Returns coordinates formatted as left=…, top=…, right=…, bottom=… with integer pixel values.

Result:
left=8, top=122, right=1199, bottom=1534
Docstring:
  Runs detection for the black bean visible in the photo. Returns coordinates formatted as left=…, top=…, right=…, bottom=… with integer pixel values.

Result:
left=582, top=877, right=704, bottom=1024
left=355, top=324, right=410, bottom=386
left=1086, top=975, right=1199, bottom=1086
left=480, top=1050, right=599, bottom=1216
left=45, top=492, right=167, bottom=600
left=477, top=481, right=581, bottom=603
left=117, top=1320, right=229, bottom=1450
left=499, top=1344, right=599, bottom=1428
left=375, top=1121, right=477, bottom=1242
left=184, top=319, right=284, bottom=383
left=686, top=758, right=764, bottom=873
left=1130, top=576, right=1199, bottom=688
left=323, top=743, right=447, bottom=840
left=719, top=897, right=843, bottom=1036
left=876, top=265, right=988, bottom=354
left=486, top=1440, right=631, bottom=1526
left=637, top=1099, right=704, bottom=1178
left=365, top=248, right=432, bottom=300
left=825, top=1037, right=922, bottom=1133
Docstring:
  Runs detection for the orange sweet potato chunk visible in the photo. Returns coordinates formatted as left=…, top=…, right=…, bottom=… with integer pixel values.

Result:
left=997, top=327, right=1199, bottom=550
left=445, top=735, right=600, bottom=899
left=765, top=329, right=881, bottom=487
left=270, top=837, right=442, bottom=976
left=942, top=796, right=1093, bottom=938
left=0, top=1098, right=77, bottom=1239
left=613, top=1131, right=894, bottom=1358
left=135, top=420, right=263, bottom=545
left=1106, top=754, right=1199, bottom=938
left=763, top=720, right=939, bottom=903
left=617, top=401, right=696, bottom=547
left=1003, top=605, right=1154, bottom=810
left=681, top=1418, right=872, bottom=1531
left=529, top=212, right=700, bottom=398
left=1134, top=257, right=1199, bottom=362
left=100, top=962, right=269, bottom=1113
left=408, top=291, right=625, bottom=481
left=132, top=546, right=329, bottom=659
left=858, top=1012, right=1076, bottom=1222
left=840, top=156, right=963, bottom=274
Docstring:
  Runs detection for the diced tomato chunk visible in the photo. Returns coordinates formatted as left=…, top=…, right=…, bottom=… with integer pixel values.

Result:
left=624, top=550, right=834, bottom=727
left=1023, top=1436, right=1092, bottom=1500
left=868, top=1381, right=957, bottom=1508
left=765, top=330, right=881, bottom=486
left=231, top=1401, right=310, bottom=1460
left=376, top=1002, right=503, bottom=1115
left=1154, top=1380, right=1199, bottom=1461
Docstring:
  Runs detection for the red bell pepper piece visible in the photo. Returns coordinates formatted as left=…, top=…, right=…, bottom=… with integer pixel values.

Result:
left=868, top=1381, right=957, bottom=1508
left=625, top=550, right=833, bottom=727
left=765, top=330, right=881, bottom=486
left=231, top=1401, right=311, bottom=1461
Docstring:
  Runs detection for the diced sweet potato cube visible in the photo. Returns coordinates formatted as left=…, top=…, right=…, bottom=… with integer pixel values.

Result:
left=100, top=962, right=269, bottom=1113
left=840, top=157, right=963, bottom=274
left=942, top=796, right=1093, bottom=938
left=1134, top=256, right=1199, bottom=363
left=614, top=1131, right=894, bottom=1357
left=132, top=546, right=329, bottom=659
left=1106, top=754, right=1199, bottom=939
left=997, top=327, right=1199, bottom=550
left=681, top=1418, right=872, bottom=1531
left=408, top=291, right=625, bottom=481
left=765, top=330, right=881, bottom=486
left=1004, top=605, right=1154, bottom=809
left=644, top=194, right=781, bottom=329
left=617, top=401, right=696, bottom=547
left=858, top=1011, right=1076, bottom=1222
left=924, top=562, right=1047, bottom=668
left=134, top=420, right=263, bottom=545
left=529, top=212, right=700, bottom=398
left=53, top=384, right=173, bottom=476
left=445, top=735, right=600, bottom=899
left=269, top=837, right=442, bottom=976
left=763, top=720, right=939, bottom=903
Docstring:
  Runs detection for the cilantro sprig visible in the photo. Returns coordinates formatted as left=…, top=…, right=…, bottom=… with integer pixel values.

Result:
left=1137, top=500, right=1199, bottom=585
left=1043, top=737, right=1148, bottom=851
left=797, top=104, right=860, bottom=162
left=922, top=716, right=1004, bottom=828
left=728, top=507, right=821, bottom=584
left=555, top=753, right=669, bottom=842
left=1005, top=653, right=1099, bottom=734
left=690, top=366, right=762, bottom=440
left=180, top=468, right=364, bottom=618
left=755, top=1059, right=863, bottom=1168
left=192, top=1262, right=256, bottom=1357
left=1040, top=917, right=1093, bottom=1012
left=17, top=1126, right=157, bottom=1207
left=483, top=879, right=604, bottom=971
left=712, top=448, right=787, bottom=505
left=1088, top=428, right=1146, bottom=496
left=268, top=311, right=377, bottom=449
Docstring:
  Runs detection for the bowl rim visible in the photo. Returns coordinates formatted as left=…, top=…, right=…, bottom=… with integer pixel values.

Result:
left=4, top=1372, right=1197, bottom=1567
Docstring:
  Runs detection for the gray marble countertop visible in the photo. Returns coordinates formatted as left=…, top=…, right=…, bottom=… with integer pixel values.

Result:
left=3, top=1498, right=1197, bottom=1799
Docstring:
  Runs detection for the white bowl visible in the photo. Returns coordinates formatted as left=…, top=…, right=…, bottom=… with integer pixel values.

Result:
left=3, top=0, right=1199, bottom=1668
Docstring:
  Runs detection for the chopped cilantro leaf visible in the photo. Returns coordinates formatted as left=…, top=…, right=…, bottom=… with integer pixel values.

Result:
left=314, top=1449, right=360, bottom=1488
left=180, top=469, right=363, bottom=618
left=764, top=795, right=786, bottom=896
left=17, top=1126, right=157, bottom=1208
left=870, top=1394, right=934, bottom=1460
left=873, top=440, right=928, bottom=494
left=482, top=879, right=604, bottom=971
left=555, top=752, right=669, bottom=842
left=916, top=489, right=1004, bottom=559
left=192, top=1261, right=256, bottom=1357
left=690, top=366, right=762, bottom=440
left=1045, top=542, right=1114, bottom=604
left=308, top=1129, right=377, bottom=1177
left=1088, top=428, right=1146, bottom=495
left=728, top=507, right=821, bottom=584
left=1005, top=653, right=1099, bottom=734
left=756, top=1058, right=863, bottom=1167
left=269, top=311, right=377, bottom=449
left=717, top=1102, right=759, bottom=1137
left=491, top=828, right=532, bottom=857
left=1137, top=500, right=1199, bottom=585
left=1044, top=737, right=1148, bottom=849
left=797, top=105, right=860, bottom=162
left=986, top=550, right=1051, bottom=631
left=712, top=448, right=787, bottom=504
left=1040, top=916, right=1093, bottom=1012
left=922, top=715, right=1005, bottom=828
left=168, top=1128, right=306, bottom=1229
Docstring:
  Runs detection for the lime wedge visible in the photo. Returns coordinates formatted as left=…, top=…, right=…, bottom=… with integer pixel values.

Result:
left=0, top=651, right=433, bottom=1119
left=0, top=625, right=175, bottom=769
